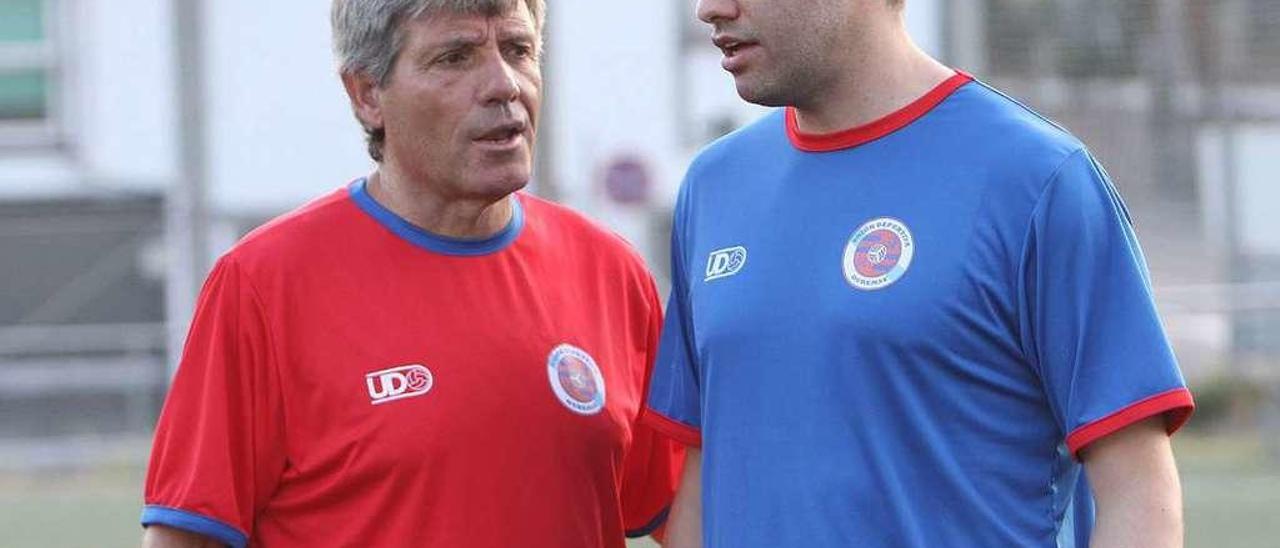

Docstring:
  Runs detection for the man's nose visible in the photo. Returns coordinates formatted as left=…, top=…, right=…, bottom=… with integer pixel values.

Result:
left=479, top=54, right=521, bottom=104
left=696, top=0, right=739, bottom=25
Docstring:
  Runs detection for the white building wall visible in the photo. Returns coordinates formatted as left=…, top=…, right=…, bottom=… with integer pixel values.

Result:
left=543, top=2, right=682, bottom=261
left=0, top=0, right=178, bottom=197
left=76, top=0, right=179, bottom=188
left=202, top=0, right=370, bottom=216
left=905, top=0, right=943, bottom=58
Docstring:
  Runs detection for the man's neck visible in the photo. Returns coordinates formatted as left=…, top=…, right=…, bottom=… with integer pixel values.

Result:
left=366, top=167, right=514, bottom=240
left=792, top=22, right=954, bottom=135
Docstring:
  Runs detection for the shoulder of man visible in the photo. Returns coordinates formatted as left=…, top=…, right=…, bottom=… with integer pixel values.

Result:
left=218, top=185, right=354, bottom=277
left=518, top=192, right=653, bottom=276
left=954, top=79, right=1092, bottom=180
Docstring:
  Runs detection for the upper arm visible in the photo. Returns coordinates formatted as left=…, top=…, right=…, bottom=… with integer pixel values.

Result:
left=664, top=448, right=702, bottom=548
left=1081, top=416, right=1179, bottom=495
left=1081, top=416, right=1183, bottom=546
left=142, top=525, right=227, bottom=548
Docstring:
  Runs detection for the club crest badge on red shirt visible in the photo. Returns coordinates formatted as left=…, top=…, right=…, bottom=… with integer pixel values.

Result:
left=547, top=344, right=606, bottom=415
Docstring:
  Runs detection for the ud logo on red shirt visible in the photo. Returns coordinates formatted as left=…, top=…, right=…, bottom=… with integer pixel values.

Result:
left=366, top=364, right=434, bottom=405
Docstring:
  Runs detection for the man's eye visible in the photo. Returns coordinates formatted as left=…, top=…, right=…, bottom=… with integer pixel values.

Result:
left=438, top=52, right=468, bottom=66
left=506, top=44, right=534, bottom=59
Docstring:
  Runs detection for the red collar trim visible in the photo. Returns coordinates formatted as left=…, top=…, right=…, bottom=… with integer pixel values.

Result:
left=785, top=70, right=973, bottom=152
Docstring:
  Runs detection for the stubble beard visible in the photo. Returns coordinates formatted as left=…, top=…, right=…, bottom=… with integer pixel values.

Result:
left=733, top=29, right=835, bottom=108
left=734, top=57, right=828, bottom=110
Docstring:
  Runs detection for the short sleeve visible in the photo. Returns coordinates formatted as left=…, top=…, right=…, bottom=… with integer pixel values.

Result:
left=621, top=421, right=683, bottom=538
left=1020, top=149, right=1194, bottom=460
left=624, top=277, right=686, bottom=538
left=141, top=256, right=287, bottom=547
left=643, top=185, right=704, bottom=447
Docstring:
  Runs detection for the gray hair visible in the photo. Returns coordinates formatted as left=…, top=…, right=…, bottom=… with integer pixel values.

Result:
left=331, top=0, right=546, bottom=161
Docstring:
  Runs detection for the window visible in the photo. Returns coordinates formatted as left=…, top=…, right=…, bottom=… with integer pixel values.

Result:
left=0, top=0, right=62, bottom=148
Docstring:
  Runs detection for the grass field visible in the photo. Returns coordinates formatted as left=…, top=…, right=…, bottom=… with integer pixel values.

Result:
left=0, top=433, right=1274, bottom=547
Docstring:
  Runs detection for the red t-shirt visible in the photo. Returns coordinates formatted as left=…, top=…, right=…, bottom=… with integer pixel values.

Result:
left=142, top=181, right=682, bottom=547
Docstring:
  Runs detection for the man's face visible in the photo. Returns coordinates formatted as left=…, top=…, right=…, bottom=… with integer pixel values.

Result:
left=696, top=0, right=848, bottom=107
left=376, top=4, right=541, bottom=201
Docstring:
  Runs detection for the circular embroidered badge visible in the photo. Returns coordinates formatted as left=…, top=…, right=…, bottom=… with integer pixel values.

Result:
left=842, top=217, right=915, bottom=291
left=547, top=344, right=606, bottom=415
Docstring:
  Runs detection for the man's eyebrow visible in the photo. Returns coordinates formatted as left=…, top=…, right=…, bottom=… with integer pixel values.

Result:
left=499, top=28, right=537, bottom=42
left=415, top=34, right=486, bottom=60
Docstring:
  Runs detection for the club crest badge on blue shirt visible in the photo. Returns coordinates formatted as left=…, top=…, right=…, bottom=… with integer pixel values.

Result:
left=547, top=344, right=606, bottom=415
left=842, top=217, right=915, bottom=291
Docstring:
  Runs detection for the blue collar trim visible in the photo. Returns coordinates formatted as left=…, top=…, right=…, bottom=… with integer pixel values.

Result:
left=348, top=178, right=524, bottom=256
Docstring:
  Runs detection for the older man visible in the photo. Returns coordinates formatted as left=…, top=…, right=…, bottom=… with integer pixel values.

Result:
left=648, top=1, right=1193, bottom=547
left=140, top=1, right=681, bottom=546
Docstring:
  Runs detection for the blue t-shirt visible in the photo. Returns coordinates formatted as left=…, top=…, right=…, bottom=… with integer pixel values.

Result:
left=643, top=72, right=1194, bottom=548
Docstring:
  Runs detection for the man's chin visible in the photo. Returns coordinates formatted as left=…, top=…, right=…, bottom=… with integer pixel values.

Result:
left=733, top=75, right=792, bottom=108
left=469, top=171, right=531, bottom=201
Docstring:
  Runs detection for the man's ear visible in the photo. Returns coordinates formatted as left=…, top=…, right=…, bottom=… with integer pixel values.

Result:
left=341, top=70, right=384, bottom=133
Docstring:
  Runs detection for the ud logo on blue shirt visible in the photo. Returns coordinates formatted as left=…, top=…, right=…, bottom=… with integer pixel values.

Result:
left=706, top=246, right=748, bottom=281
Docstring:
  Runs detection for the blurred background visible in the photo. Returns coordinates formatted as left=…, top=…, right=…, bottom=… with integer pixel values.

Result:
left=1, top=0, right=1277, bottom=546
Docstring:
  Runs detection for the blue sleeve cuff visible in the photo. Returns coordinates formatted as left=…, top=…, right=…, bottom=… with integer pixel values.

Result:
left=141, top=505, right=248, bottom=548
left=626, top=505, right=671, bottom=538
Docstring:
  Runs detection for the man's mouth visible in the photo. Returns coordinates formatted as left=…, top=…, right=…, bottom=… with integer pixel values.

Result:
left=713, top=35, right=757, bottom=55
left=475, top=121, right=527, bottom=146
left=712, top=34, right=759, bottom=71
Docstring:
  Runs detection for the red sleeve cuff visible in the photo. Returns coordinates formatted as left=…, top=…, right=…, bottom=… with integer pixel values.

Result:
left=1066, top=387, right=1195, bottom=460
left=640, top=408, right=703, bottom=448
